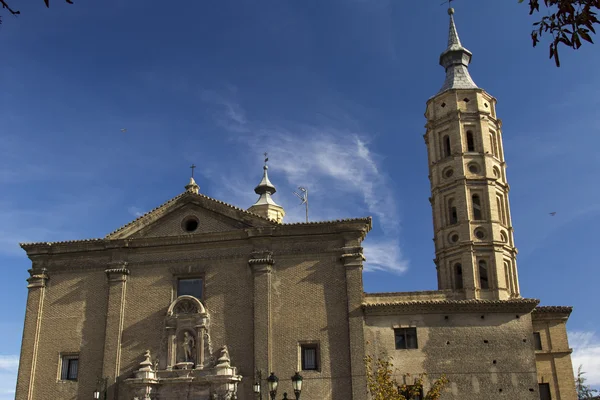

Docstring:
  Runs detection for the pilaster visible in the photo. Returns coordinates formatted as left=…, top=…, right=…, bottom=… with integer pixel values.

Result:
left=101, top=261, right=130, bottom=400
left=341, top=234, right=368, bottom=400
left=15, top=265, right=49, bottom=400
left=249, top=250, right=274, bottom=391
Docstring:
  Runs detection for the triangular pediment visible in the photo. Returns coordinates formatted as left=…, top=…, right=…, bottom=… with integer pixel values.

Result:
left=106, top=191, right=276, bottom=240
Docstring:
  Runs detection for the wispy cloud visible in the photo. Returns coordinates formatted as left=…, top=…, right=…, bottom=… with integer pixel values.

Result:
left=127, top=206, right=145, bottom=217
left=198, top=88, right=407, bottom=274
left=570, top=331, right=600, bottom=387
left=0, top=355, right=18, bottom=400
left=0, top=356, right=18, bottom=372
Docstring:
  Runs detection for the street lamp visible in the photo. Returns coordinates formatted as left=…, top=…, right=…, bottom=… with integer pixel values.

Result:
left=267, top=372, right=279, bottom=400
left=93, top=377, right=106, bottom=400
left=253, top=381, right=261, bottom=396
left=291, top=372, right=303, bottom=400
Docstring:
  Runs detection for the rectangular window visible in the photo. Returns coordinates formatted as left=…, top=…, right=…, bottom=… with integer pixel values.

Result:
left=400, top=385, right=423, bottom=400
left=534, top=332, right=543, bottom=351
left=60, top=354, right=79, bottom=381
left=300, top=344, right=319, bottom=371
left=177, top=278, right=203, bottom=299
left=539, top=383, right=551, bottom=400
left=394, top=328, right=418, bottom=350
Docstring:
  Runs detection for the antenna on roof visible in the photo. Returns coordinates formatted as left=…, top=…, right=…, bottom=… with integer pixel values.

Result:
left=293, top=187, right=308, bottom=223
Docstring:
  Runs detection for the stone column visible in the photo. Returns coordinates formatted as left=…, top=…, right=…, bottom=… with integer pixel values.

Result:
left=165, top=324, right=176, bottom=370
left=15, top=266, right=49, bottom=400
left=195, top=323, right=206, bottom=369
left=101, top=262, right=130, bottom=400
left=249, top=250, right=274, bottom=393
left=341, top=235, right=368, bottom=400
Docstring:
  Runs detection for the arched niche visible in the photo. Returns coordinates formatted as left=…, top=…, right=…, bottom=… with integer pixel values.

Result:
left=165, top=295, right=209, bottom=370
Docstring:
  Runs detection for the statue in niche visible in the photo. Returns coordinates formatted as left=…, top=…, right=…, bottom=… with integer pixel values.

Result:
left=181, top=331, right=196, bottom=362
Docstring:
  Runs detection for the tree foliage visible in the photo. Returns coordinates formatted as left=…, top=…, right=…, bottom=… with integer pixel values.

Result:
left=365, top=355, right=449, bottom=400
left=520, top=0, right=600, bottom=66
left=0, top=0, right=73, bottom=24
left=576, top=365, right=599, bottom=400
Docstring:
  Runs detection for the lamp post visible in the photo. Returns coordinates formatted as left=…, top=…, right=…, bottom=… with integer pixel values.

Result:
left=291, top=372, right=303, bottom=400
left=93, top=377, right=107, bottom=400
left=267, top=372, right=279, bottom=400
left=256, top=372, right=302, bottom=400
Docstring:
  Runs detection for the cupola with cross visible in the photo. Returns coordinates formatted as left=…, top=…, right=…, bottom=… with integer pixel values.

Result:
left=424, top=7, right=519, bottom=300
left=247, top=153, right=285, bottom=223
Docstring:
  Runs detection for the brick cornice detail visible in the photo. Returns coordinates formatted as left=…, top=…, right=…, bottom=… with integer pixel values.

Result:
left=248, top=250, right=274, bottom=273
left=26, top=268, right=49, bottom=288
left=341, top=246, right=365, bottom=268
left=105, top=262, right=130, bottom=282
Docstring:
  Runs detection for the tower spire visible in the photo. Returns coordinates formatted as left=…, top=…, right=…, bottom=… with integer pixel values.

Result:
left=247, top=153, right=285, bottom=222
left=437, top=7, right=478, bottom=94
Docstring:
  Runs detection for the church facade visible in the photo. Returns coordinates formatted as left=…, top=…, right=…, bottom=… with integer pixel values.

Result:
left=15, top=9, right=576, bottom=400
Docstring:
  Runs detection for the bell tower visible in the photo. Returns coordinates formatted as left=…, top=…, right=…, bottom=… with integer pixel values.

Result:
left=424, top=8, right=519, bottom=300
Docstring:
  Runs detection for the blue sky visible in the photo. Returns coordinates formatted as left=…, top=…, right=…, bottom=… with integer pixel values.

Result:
left=1, top=0, right=599, bottom=396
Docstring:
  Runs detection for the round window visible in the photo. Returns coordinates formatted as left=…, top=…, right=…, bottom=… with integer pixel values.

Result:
left=500, top=231, right=508, bottom=243
left=443, top=168, right=454, bottom=178
left=468, top=163, right=480, bottom=174
left=493, top=167, right=500, bottom=178
left=182, top=217, right=199, bottom=232
left=449, top=233, right=459, bottom=244
left=474, top=228, right=486, bottom=239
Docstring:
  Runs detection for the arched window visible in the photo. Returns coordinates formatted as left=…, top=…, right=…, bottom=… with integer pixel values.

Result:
left=454, top=263, right=463, bottom=289
left=479, top=260, right=489, bottom=289
left=467, top=131, right=475, bottom=152
left=443, top=135, right=451, bottom=158
left=448, top=199, right=458, bottom=225
left=472, top=194, right=482, bottom=220
left=497, top=194, right=506, bottom=224
left=489, top=131, right=498, bottom=157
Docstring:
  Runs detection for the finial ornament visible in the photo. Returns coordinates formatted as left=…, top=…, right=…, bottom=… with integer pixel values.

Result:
left=448, top=7, right=454, bottom=15
left=190, top=164, right=197, bottom=178
left=264, top=152, right=269, bottom=168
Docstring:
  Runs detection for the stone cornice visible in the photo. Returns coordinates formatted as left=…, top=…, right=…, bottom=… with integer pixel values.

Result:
left=363, top=298, right=540, bottom=315
left=26, top=268, right=49, bottom=289
left=105, top=263, right=130, bottom=282
left=248, top=250, right=274, bottom=273
left=532, top=305, right=573, bottom=321
left=20, top=219, right=371, bottom=256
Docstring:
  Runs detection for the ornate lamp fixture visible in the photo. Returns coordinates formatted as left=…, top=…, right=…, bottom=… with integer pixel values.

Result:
left=291, top=372, right=303, bottom=400
left=267, top=372, right=279, bottom=399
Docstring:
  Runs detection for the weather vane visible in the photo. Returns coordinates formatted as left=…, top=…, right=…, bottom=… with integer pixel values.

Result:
left=293, top=187, right=309, bottom=223
left=190, top=164, right=196, bottom=178
left=264, top=152, right=269, bottom=166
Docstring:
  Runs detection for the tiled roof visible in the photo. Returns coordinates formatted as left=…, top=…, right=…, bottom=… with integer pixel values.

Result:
left=364, top=298, right=539, bottom=308
left=283, top=217, right=372, bottom=227
left=363, top=298, right=540, bottom=314
left=533, top=306, right=573, bottom=314
left=19, top=197, right=371, bottom=248
left=20, top=238, right=103, bottom=248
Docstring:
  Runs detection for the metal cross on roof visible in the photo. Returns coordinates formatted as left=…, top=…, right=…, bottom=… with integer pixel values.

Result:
left=190, top=164, right=197, bottom=178
left=441, top=0, right=454, bottom=11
